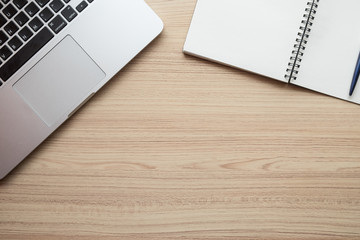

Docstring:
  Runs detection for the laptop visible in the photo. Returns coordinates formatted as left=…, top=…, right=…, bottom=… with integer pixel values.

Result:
left=0, top=0, right=163, bottom=179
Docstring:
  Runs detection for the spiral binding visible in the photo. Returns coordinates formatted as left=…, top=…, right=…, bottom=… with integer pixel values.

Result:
left=285, top=0, right=319, bottom=82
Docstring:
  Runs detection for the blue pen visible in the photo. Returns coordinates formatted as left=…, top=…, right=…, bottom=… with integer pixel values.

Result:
left=350, top=50, right=360, bottom=96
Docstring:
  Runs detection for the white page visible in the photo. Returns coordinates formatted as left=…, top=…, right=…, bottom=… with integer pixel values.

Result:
left=184, top=0, right=307, bottom=82
left=294, top=0, right=360, bottom=104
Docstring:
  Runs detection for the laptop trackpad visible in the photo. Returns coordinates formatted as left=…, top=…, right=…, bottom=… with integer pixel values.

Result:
left=14, top=36, right=105, bottom=126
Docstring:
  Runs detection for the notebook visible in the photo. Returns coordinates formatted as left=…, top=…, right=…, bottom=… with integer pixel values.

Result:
left=0, top=0, right=163, bottom=179
left=183, top=0, right=360, bottom=105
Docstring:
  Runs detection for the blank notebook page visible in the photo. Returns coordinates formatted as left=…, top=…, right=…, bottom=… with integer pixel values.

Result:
left=295, top=0, right=360, bottom=103
left=184, top=0, right=307, bottom=82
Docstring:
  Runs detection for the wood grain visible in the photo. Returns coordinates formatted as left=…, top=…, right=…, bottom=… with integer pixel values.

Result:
left=1, top=1, right=360, bottom=239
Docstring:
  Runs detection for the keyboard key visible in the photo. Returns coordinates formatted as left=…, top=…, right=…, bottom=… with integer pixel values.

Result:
left=25, top=2, right=40, bottom=17
left=49, top=0, right=64, bottom=13
left=63, top=0, right=70, bottom=3
left=87, top=0, right=94, bottom=3
left=39, top=7, right=54, bottom=22
left=8, top=36, right=22, bottom=51
left=18, top=26, right=33, bottom=41
left=76, top=1, right=87, bottom=12
left=0, top=45, right=12, bottom=61
left=4, top=21, right=19, bottom=36
left=1, top=0, right=10, bottom=4
left=14, top=11, right=29, bottom=26
left=49, top=15, right=66, bottom=34
left=0, top=30, right=8, bottom=46
left=13, top=0, right=28, bottom=9
left=35, top=0, right=50, bottom=7
left=0, top=27, right=54, bottom=81
left=29, top=16, right=43, bottom=32
left=3, top=4, right=17, bottom=19
left=61, top=5, right=77, bottom=22
left=0, top=14, right=6, bottom=28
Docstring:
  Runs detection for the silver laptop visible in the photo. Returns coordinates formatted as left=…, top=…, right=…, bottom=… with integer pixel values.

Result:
left=0, top=0, right=163, bottom=179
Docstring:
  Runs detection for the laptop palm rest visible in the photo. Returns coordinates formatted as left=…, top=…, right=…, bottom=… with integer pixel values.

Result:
left=13, top=36, right=105, bottom=126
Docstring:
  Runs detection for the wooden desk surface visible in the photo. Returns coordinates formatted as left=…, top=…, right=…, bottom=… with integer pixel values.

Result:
left=1, top=1, right=360, bottom=239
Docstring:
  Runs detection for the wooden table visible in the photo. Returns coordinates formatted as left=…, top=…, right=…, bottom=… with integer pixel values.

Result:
left=1, top=1, right=360, bottom=239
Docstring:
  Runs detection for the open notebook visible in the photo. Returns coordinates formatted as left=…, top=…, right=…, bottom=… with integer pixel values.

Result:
left=183, top=0, right=360, bottom=104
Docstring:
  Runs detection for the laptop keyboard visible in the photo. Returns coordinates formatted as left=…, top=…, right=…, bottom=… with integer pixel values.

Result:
left=0, top=0, right=94, bottom=87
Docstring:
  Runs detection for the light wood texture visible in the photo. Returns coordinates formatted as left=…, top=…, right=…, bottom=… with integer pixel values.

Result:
left=1, top=1, right=360, bottom=239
